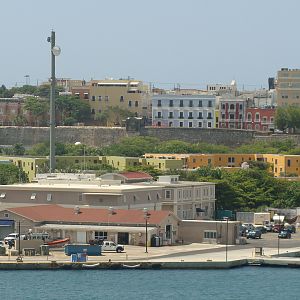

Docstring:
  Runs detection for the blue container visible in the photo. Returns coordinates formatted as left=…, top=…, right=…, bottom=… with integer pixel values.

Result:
left=65, top=244, right=101, bottom=256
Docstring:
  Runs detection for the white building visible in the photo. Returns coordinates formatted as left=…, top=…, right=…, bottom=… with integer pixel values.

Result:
left=152, top=94, right=216, bottom=128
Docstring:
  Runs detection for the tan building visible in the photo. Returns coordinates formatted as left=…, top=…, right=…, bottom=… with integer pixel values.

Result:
left=276, top=68, right=300, bottom=106
left=179, top=220, right=240, bottom=245
left=89, top=79, right=151, bottom=119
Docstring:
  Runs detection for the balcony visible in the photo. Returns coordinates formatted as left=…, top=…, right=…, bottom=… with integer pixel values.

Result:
left=155, top=116, right=162, bottom=119
left=197, top=116, right=203, bottom=119
left=188, top=116, right=194, bottom=119
left=168, top=116, right=174, bottom=119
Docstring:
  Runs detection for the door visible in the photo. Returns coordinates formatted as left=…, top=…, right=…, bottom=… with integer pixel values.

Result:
left=76, top=231, right=86, bottom=243
left=118, top=232, right=129, bottom=244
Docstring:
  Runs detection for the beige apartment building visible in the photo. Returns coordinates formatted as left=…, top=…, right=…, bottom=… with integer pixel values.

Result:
left=89, top=79, right=151, bottom=119
left=276, top=68, right=300, bottom=106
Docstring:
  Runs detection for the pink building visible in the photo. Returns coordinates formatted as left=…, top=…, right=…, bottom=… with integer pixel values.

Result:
left=244, top=107, right=275, bottom=131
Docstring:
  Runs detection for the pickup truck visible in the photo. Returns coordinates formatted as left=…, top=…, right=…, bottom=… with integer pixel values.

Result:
left=4, top=233, right=26, bottom=245
left=101, top=241, right=124, bottom=253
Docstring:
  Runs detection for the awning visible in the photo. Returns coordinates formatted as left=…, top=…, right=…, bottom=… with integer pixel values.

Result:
left=273, top=215, right=285, bottom=222
left=37, top=224, right=157, bottom=233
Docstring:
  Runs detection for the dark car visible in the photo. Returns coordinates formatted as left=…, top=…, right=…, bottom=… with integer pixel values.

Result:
left=246, top=230, right=262, bottom=239
left=255, top=226, right=267, bottom=234
left=278, top=230, right=291, bottom=239
left=285, top=225, right=296, bottom=234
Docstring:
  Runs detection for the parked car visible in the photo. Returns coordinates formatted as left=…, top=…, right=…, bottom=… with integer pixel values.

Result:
left=284, top=225, right=296, bottom=234
left=242, top=223, right=255, bottom=231
left=264, top=224, right=273, bottom=232
left=273, top=224, right=284, bottom=233
left=254, top=226, right=267, bottom=234
left=278, top=230, right=291, bottom=239
left=246, top=230, right=262, bottom=239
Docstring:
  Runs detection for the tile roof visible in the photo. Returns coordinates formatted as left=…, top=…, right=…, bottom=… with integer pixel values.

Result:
left=7, top=205, right=175, bottom=226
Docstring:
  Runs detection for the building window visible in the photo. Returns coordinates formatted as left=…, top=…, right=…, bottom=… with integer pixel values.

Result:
left=128, top=101, right=132, bottom=107
left=169, top=122, right=173, bottom=127
left=204, top=231, right=217, bottom=239
left=105, top=96, right=109, bottom=101
left=198, top=100, right=202, bottom=107
left=180, top=100, right=184, bottom=107
left=4, top=213, right=9, bottom=218
left=222, top=104, right=225, bottom=109
left=207, top=112, right=212, bottom=119
left=287, top=159, right=291, bottom=167
left=157, top=100, right=162, bottom=107
left=120, top=96, right=124, bottom=102
left=92, top=96, right=95, bottom=101
left=46, top=194, right=52, bottom=202
left=98, top=96, right=102, bottom=101
left=95, top=231, right=107, bottom=240
left=198, top=112, right=203, bottom=119
left=157, top=112, right=162, bottom=118
left=189, top=100, right=193, bottom=107
left=157, top=121, right=161, bottom=126
left=208, top=100, right=212, bottom=108
left=230, top=104, right=235, bottom=110
left=179, top=112, right=184, bottom=119
left=255, top=113, right=260, bottom=121
left=30, top=193, right=37, bottom=200
left=188, top=112, right=193, bottom=119
left=91, top=109, right=95, bottom=114
left=180, top=122, right=183, bottom=127
left=135, top=101, right=138, bottom=107
left=239, top=104, right=243, bottom=110
left=228, top=157, right=235, bottom=163
left=198, top=122, right=202, bottom=128
left=169, top=100, right=173, bottom=107
left=165, top=190, right=171, bottom=199
left=169, top=112, right=173, bottom=118
left=207, top=122, right=212, bottom=128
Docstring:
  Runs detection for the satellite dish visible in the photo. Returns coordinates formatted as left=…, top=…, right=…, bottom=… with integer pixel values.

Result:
left=52, top=46, right=61, bottom=56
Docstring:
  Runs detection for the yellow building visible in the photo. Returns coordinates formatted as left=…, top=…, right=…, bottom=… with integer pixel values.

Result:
left=89, top=79, right=151, bottom=120
left=261, top=154, right=300, bottom=177
left=140, top=157, right=183, bottom=171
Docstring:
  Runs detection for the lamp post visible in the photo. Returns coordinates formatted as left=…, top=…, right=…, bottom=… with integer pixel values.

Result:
left=47, top=30, right=61, bottom=173
left=108, top=206, right=115, bottom=225
left=223, top=217, right=229, bottom=262
left=75, top=142, right=86, bottom=172
left=143, top=208, right=151, bottom=253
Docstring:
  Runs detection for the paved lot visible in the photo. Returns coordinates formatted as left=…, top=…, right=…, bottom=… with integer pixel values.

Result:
left=1, top=230, right=300, bottom=263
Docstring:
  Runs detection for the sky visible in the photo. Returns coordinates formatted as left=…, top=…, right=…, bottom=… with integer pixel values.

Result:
left=1, top=0, right=300, bottom=90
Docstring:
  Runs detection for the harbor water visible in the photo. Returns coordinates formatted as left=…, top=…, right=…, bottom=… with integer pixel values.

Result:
left=1, top=267, right=299, bottom=299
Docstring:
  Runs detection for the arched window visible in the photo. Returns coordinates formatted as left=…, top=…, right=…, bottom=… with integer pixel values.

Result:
left=247, top=112, right=252, bottom=121
left=230, top=104, right=235, bottom=110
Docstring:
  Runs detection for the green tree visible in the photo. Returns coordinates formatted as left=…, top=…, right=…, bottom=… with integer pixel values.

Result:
left=55, top=95, right=91, bottom=125
left=24, top=97, right=49, bottom=126
left=95, top=106, right=135, bottom=126
left=275, top=105, right=300, bottom=131
left=0, top=164, right=28, bottom=184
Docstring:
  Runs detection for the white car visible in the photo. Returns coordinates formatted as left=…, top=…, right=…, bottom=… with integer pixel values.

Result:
left=4, top=233, right=26, bottom=244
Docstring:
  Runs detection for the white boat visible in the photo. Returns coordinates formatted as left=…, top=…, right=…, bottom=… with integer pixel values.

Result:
left=82, top=263, right=100, bottom=268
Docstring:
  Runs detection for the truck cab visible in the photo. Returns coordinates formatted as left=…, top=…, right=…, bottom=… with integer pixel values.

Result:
left=102, top=241, right=124, bottom=253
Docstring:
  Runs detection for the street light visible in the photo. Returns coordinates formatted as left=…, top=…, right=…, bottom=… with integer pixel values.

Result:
left=143, top=208, right=151, bottom=253
left=223, top=217, right=229, bottom=262
left=108, top=206, right=115, bottom=225
left=75, top=142, right=86, bottom=172
left=47, top=30, right=61, bottom=173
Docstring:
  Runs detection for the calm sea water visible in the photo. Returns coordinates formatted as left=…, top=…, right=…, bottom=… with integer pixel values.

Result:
left=1, top=267, right=299, bottom=300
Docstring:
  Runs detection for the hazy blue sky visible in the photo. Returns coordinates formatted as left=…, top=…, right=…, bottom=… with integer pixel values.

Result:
left=1, top=0, right=299, bottom=89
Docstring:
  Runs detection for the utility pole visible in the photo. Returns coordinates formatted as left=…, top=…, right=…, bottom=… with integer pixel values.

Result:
left=47, top=30, right=61, bottom=173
